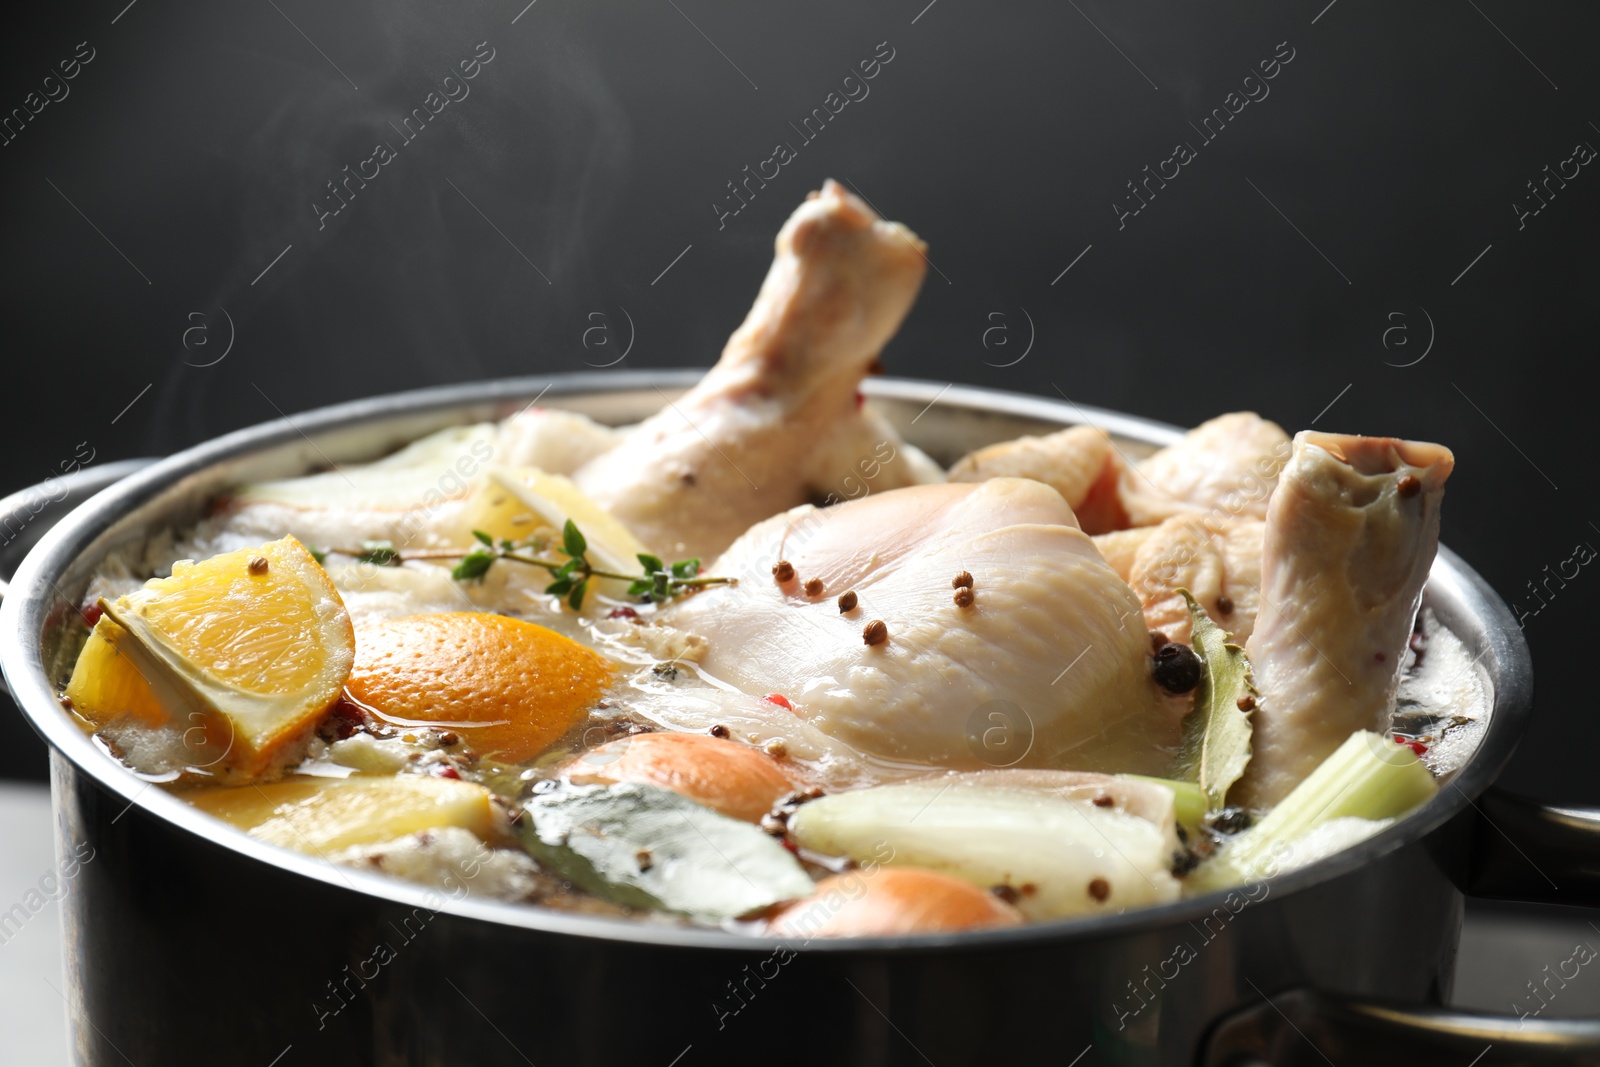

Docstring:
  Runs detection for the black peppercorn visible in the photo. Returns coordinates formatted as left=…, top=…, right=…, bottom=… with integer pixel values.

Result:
left=1207, top=807, right=1255, bottom=835
left=1152, top=641, right=1202, bottom=694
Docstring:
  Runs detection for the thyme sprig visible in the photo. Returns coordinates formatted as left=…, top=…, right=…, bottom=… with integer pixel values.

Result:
left=323, top=520, right=734, bottom=609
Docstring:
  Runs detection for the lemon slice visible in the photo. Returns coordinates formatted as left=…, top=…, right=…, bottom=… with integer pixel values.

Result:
left=460, top=465, right=654, bottom=602
left=94, top=536, right=355, bottom=782
left=65, top=617, right=167, bottom=729
left=187, top=775, right=495, bottom=854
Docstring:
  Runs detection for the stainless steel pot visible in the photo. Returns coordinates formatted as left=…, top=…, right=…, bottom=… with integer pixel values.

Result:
left=2, top=372, right=1595, bottom=1067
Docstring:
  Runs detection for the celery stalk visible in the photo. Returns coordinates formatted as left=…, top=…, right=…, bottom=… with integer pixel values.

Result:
left=1190, top=730, right=1437, bottom=891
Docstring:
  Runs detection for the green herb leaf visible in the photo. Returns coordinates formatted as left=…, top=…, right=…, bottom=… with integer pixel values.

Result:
left=637, top=553, right=665, bottom=575
left=451, top=548, right=496, bottom=582
left=307, top=546, right=329, bottom=565
left=499, top=539, right=516, bottom=551
left=356, top=539, right=399, bottom=566
left=652, top=572, right=671, bottom=601
left=555, top=558, right=581, bottom=579
left=670, top=559, right=700, bottom=579
left=626, top=579, right=653, bottom=597
left=471, top=529, right=494, bottom=547
left=562, top=519, right=587, bottom=559
left=520, top=783, right=813, bottom=921
left=1171, top=590, right=1256, bottom=811
left=567, top=579, right=587, bottom=611
left=545, top=576, right=574, bottom=596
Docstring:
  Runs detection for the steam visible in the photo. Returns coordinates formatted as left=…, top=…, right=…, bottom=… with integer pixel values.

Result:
left=148, top=0, right=633, bottom=453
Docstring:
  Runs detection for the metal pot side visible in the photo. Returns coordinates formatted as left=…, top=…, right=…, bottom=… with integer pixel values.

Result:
left=0, top=373, right=1538, bottom=1066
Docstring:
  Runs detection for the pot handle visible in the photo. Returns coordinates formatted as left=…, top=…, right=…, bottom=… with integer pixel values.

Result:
left=1203, top=987, right=1600, bottom=1066
left=0, top=458, right=158, bottom=604
left=1468, top=786, right=1600, bottom=906
left=1203, top=786, right=1600, bottom=1065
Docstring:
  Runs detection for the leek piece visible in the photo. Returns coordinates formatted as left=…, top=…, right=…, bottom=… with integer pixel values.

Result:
left=788, top=780, right=1181, bottom=920
left=1120, top=774, right=1207, bottom=838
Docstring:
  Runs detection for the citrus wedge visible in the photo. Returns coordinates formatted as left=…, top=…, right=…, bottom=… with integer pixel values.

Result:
left=346, top=612, right=612, bottom=763
left=187, top=775, right=495, bottom=854
left=92, top=536, right=354, bottom=782
left=459, top=465, right=653, bottom=603
left=64, top=617, right=167, bottom=729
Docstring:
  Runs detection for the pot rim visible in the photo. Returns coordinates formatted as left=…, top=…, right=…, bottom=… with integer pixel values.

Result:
left=0, top=371, right=1533, bottom=954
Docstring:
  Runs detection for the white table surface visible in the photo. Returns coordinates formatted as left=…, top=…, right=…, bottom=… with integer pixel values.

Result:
left=1, top=784, right=1594, bottom=1064
left=0, top=784, right=68, bottom=1065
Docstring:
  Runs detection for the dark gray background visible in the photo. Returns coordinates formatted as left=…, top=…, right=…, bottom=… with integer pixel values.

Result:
left=1, top=1, right=1593, bottom=805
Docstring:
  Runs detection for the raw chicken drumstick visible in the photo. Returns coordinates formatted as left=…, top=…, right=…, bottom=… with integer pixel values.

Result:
left=1234, top=432, right=1454, bottom=807
left=575, top=181, right=934, bottom=561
